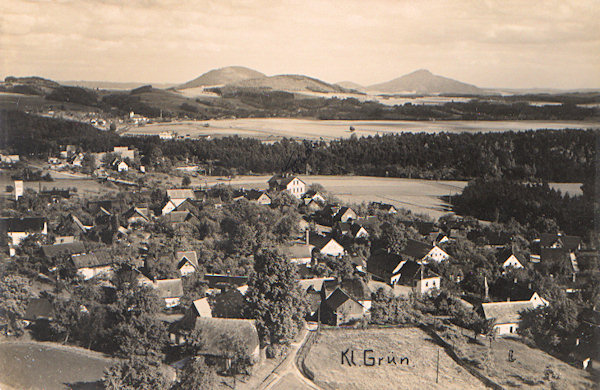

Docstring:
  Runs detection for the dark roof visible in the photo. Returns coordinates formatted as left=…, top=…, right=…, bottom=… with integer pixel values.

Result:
left=41, top=242, right=85, bottom=258
left=24, top=298, right=54, bottom=321
left=481, top=301, right=535, bottom=324
left=245, top=189, right=270, bottom=201
left=0, top=217, right=46, bottom=233
left=123, top=206, right=151, bottom=221
left=490, top=279, right=537, bottom=301
left=176, top=251, right=199, bottom=269
left=71, top=251, right=112, bottom=269
left=367, top=250, right=404, bottom=277
left=333, top=207, right=356, bottom=221
left=268, top=174, right=303, bottom=187
left=323, top=288, right=356, bottom=311
left=204, top=274, right=248, bottom=289
left=399, top=220, right=436, bottom=235
left=40, top=189, right=71, bottom=199
left=355, top=216, right=378, bottom=227
left=540, top=247, right=569, bottom=262
left=400, top=239, right=433, bottom=260
left=174, top=199, right=202, bottom=215
left=162, top=211, right=197, bottom=224
left=496, top=248, right=528, bottom=266
left=350, top=224, right=367, bottom=237
left=540, top=233, right=581, bottom=251
left=340, top=278, right=371, bottom=301
left=186, top=318, right=259, bottom=357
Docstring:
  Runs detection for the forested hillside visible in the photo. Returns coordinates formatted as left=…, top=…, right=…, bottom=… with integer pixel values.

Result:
left=1, top=110, right=596, bottom=183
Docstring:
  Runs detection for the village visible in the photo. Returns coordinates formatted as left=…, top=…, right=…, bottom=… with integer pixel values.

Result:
left=0, top=143, right=598, bottom=390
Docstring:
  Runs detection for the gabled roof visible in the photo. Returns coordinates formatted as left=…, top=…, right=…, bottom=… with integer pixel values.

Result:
left=191, top=298, right=212, bottom=317
left=166, top=188, right=195, bottom=200
left=339, top=278, right=371, bottom=301
left=333, top=207, right=356, bottom=221
left=42, top=242, right=85, bottom=258
left=350, top=224, right=368, bottom=237
left=174, top=199, right=202, bottom=215
left=162, top=211, right=196, bottom=224
left=186, top=318, right=259, bottom=357
left=310, top=233, right=343, bottom=251
left=268, top=174, right=303, bottom=187
left=540, top=247, right=570, bottom=262
left=323, top=288, right=362, bottom=311
left=24, top=298, right=54, bottom=321
left=0, top=217, right=46, bottom=233
left=245, top=189, right=270, bottom=201
left=299, top=277, right=336, bottom=293
left=400, top=239, right=433, bottom=260
left=176, top=250, right=199, bottom=269
left=281, top=243, right=313, bottom=259
left=496, top=248, right=528, bottom=266
left=481, top=301, right=535, bottom=324
left=71, top=251, right=112, bottom=269
left=123, top=206, right=151, bottom=221
left=367, top=250, right=404, bottom=276
left=154, top=278, right=184, bottom=299
left=540, top=233, right=581, bottom=251
left=490, top=280, right=537, bottom=301
left=395, top=261, right=438, bottom=285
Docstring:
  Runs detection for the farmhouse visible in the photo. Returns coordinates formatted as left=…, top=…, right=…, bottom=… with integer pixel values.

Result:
left=303, top=190, right=326, bottom=205
left=371, top=202, right=397, bottom=214
left=480, top=301, right=535, bottom=336
left=71, top=251, right=113, bottom=280
left=161, top=211, right=200, bottom=227
left=333, top=207, right=357, bottom=223
left=0, top=217, right=48, bottom=256
left=281, top=242, right=314, bottom=264
left=245, top=189, right=272, bottom=205
left=122, top=206, right=153, bottom=227
left=23, top=298, right=54, bottom=324
left=162, top=189, right=196, bottom=215
left=170, top=317, right=260, bottom=370
left=539, top=233, right=582, bottom=251
left=175, top=250, right=199, bottom=276
left=323, top=278, right=372, bottom=312
left=490, top=280, right=549, bottom=307
left=204, top=274, right=249, bottom=294
left=393, top=260, right=441, bottom=295
left=152, top=278, right=184, bottom=308
left=268, top=174, right=306, bottom=198
left=319, top=288, right=364, bottom=326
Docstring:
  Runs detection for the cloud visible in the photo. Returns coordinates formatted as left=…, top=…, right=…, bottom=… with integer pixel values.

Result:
left=1, top=0, right=598, bottom=88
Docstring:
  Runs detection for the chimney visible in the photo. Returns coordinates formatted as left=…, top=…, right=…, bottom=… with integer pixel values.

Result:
left=484, top=276, right=489, bottom=300
left=507, top=297, right=510, bottom=302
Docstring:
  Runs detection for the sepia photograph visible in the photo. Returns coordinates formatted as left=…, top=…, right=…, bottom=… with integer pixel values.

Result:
left=0, top=1, right=598, bottom=389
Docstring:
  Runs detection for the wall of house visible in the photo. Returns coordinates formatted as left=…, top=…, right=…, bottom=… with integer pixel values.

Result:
left=320, top=241, right=345, bottom=257
left=425, top=247, right=449, bottom=263
left=286, top=179, right=306, bottom=199
left=164, top=297, right=181, bottom=308
left=416, top=277, right=441, bottom=295
left=77, top=265, right=113, bottom=280
left=494, top=323, right=518, bottom=336
left=503, top=255, right=523, bottom=269
left=179, top=263, right=196, bottom=276
left=335, top=300, right=364, bottom=325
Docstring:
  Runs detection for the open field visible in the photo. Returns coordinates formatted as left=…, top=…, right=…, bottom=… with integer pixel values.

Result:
left=122, top=118, right=600, bottom=141
left=0, top=341, right=113, bottom=390
left=441, top=326, right=597, bottom=389
left=304, top=327, right=485, bottom=390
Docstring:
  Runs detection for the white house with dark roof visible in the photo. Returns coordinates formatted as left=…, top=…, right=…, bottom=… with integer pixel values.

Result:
left=0, top=217, right=48, bottom=256
left=311, top=234, right=345, bottom=257
left=152, top=278, right=184, bottom=308
left=71, top=251, right=113, bottom=280
left=162, top=189, right=196, bottom=215
left=268, top=174, right=306, bottom=199
left=401, top=239, right=449, bottom=263
left=175, top=250, right=199, bottom=276
left=480, top=301, right=535, bottom=336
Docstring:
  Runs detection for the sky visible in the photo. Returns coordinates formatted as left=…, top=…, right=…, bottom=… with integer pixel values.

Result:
left=1, top=0, right=599, bottom=89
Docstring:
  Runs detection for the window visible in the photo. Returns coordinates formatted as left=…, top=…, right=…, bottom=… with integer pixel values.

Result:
left=425, top=282, right=428, bottom=287
left=510, top=326, right=513, bottom=333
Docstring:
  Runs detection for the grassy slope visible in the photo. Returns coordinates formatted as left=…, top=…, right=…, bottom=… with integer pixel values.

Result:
left=305, top=327, right=485, bottom=390
left=0, top=342, right=113, bottom=390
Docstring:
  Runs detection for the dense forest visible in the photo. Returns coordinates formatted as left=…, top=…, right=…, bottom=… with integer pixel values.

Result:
left=451, top=178, right=596, bottom=237
left=1, top=110, right=596, bottom=183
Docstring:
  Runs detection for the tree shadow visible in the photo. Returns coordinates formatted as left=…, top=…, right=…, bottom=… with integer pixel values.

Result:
left=64, top=380, right=104, bottom=390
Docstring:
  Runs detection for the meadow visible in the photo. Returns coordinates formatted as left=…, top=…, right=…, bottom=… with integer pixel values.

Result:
left=122, top=118, right=600, bottom=141
left=304, top=327, right=485, bottom=390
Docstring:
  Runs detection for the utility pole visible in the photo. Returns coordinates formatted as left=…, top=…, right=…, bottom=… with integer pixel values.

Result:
left=436, top=349, right=440, bottom=384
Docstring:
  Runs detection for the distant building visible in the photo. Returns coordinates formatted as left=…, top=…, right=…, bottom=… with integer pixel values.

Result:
left=71, top=251, right=113, bottom=280
left=13, top=180, right=23, bottom=200
left=0, top=217, right=48, bottom=256
left=319, top=288, right=364, bottom=326
left=268, top=174, right=306, bottom=199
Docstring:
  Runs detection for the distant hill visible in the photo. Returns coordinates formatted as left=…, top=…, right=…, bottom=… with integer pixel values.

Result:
left=368, top=69, right=487, bottom=95
left=62, top=80, right=176, bottom=90
left=226, top=74, right=348, bottom=94
left=335, top=81, right=366, bottom=92
left=178, top=66, right=265, bottom=89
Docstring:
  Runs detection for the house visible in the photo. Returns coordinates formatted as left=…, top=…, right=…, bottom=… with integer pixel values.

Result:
left=41, top=242, right=85, bottom=260
left=268, top=174, right=306, bottom=199
left=496, top=248, right=527, bottom=269
left=480, top=301, right=535, bottom=336
left=23, top=298, right=54, bottom=324
left=0, top=217, right=48, bottom=256
left=323, top=278, right=372, bottom=313
left=489, top=280, right=548, bottom=308
left=333, top=207, right=357, bottom=223
left=115, top=160, right=129, bottom=172
left=400, top=239, right=449, bottom=263
left=281, top=243, right=314, bottom=264
left=350, top=223, right=369, bottom=239
left=122, top=206, right=153, bottom=227
left=367, top=250, right=405, bottom=286
left=303, top=190, right=326, bottom=205
left=170, top=317, right=260, bottom=370
left=71, top=251, right=113, bottom=280
left=539, top=248, right=580, bottom=275
left=371, top=202, right=397, bottom=214
left=393, top=261, right=441, bottom=296
left=319, top=288, right=364, bottom=326
left=539, top=233, right=582, bottom=251
left=173, top=199, right=202, bottom=216
left=428, top=232, right=451, bottom=246
left=161, top=211, right=200, bottom=226
left=152, top=278, right=184, bottom=308
left=39, top=189, right=71, bottom=203
left=310, top=234, right=345, bottom=257
left=162, top=189, right=196, bottom=215
left=0, top=154, right=20, bottom=164
left=176, top=251, right=199, bottom=276
left=246, top=190, right=272, bottom=205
